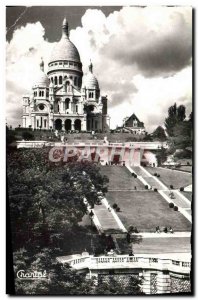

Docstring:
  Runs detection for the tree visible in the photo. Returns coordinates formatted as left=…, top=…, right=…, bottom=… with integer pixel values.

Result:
left=156, top=147, right=168, bottom=166
left=22, top=131, right=35, bottom=141
left=6, top=126, right=16, bottom=146
left=177, top=105, right=186, bottom=122
left=152, top=126, right=167, bottom=141
left=164, top=103, right=187, bottom=136
left=7, top=149, right=109, bottom=251
left=14, top=248, right=93, bottom=295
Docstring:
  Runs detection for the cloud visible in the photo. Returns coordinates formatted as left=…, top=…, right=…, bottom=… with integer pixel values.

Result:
left=6, top=6, right=192, bottom=132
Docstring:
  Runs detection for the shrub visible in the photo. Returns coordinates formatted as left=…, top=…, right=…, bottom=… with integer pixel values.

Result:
left=116, top=207, right=120, bottom=212
left=170, top=185, right=174, bottom=189
left=22, top=131, right=35, bottom=141
left=157, top=174, right=160, bottom=177
left=154, top=188, right=158, bottom=192
left=154, top=173, right=157, bottom=176
left=174, top=206, right=178, bottom=211
left=169, top=202, right=174, bottom=208
left=145, top=185, right=148, bottom=190
left=180, top=187, right=184, bottom=191
left=112, top=203, right=118, bottom=209
left=134, top=174, right=137, bottom=178
left=132, top=173, right=135, bottom=177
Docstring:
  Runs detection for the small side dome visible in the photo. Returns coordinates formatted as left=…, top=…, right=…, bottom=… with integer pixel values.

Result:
left=33, top=59, right=49, bottom=87
left=33, top=71, right=49, bottom=87
left=83, top=61, right=99, bottom=89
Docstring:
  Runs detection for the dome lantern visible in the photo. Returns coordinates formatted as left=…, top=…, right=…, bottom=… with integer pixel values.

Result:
left=40, top=57, right=44, bottom=72
left=62, top=18, right=69, bottom=38
left=89, top=60, right=93, bottom=73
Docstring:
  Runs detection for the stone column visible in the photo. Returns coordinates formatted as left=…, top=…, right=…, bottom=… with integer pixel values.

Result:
left=71, top=119, right=75, bottom=130
left=62, top=121, right=65, bottom=131
left=82, top=117, right=87, bottom=131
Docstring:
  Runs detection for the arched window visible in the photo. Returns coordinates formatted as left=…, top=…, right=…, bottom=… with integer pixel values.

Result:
left=78, top=77, right=82, bottom=87
left=54, top=76, right=57, bottom=85
left=74, top=77, right=77, bottom=86
left=65, top=98, right=70, bottom=110
left=89, top=92, right=94, bottom=98
left=59, top=76, right=62, bottom=85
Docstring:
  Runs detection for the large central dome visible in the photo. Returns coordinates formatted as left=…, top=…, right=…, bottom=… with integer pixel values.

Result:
left=49, top=18, right=81, bottom=63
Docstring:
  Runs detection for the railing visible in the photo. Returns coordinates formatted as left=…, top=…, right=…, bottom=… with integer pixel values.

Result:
left=16, top=140, right=167, bottom=149
left=57, top=254, right=191, bottom=274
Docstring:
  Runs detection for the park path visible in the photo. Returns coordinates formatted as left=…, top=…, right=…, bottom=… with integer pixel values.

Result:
left=91, top=198, right=127, bottom=233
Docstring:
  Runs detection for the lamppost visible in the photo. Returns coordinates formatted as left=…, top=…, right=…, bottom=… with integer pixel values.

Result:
left=89, top=210, right=94, bottom=227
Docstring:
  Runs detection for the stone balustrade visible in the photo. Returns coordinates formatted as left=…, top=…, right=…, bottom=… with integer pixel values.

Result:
left=57, top=254, right=191, bottom=275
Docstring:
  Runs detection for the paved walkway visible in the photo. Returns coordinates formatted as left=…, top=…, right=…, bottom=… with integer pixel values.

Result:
left=132, top=232, right=191, bottom=238
left=185, top=184, right=192, bottom=192
left=93, top=203, right=121, bottom=232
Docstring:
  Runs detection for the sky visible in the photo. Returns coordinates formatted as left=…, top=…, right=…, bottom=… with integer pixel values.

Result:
left=6, top=6, right=192, bottom=131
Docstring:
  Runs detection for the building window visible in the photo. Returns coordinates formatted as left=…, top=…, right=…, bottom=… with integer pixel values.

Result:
left=46, top=91, right=49, bottom=97
left=89, top=92, right=94, bottom=98
left=37, top=120, right=39, bottom=128
left=39, top=91, right=42, bottom=97
left=70, top=76, right=73, bottom=80
left=59, top=62, right=62, bottom=65
left=65, top=98, right=70, bottom=110
left=59, top=76, right=62, bottom=84
left=51, top=77, right=53, bottom=83
left=44, top=119, right=47, bottom=128
left=74, top=77, right=77, bottom=86
left=39, top=104, right=45, bottom=111
left=55, top=76, right=57, bottom=85
left=76, top=105, right=78, bottom=113
left=95, top=120, right=98, bottom=129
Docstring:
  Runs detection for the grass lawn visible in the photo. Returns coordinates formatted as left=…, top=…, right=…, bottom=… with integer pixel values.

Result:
left=176, top=166, right=192, bottom=173
left=106, top=191, right=191, bottom=232
left=133, top=237, right=191, bottom=254
left=145, top=167, right=192, bottom=189
left=182, top=192, right=192, bottom=202
left=100, top=166, right=145, bottom=190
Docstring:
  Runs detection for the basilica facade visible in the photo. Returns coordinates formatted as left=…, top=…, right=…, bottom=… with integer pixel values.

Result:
left=22, top=18, right=110, bottom=132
